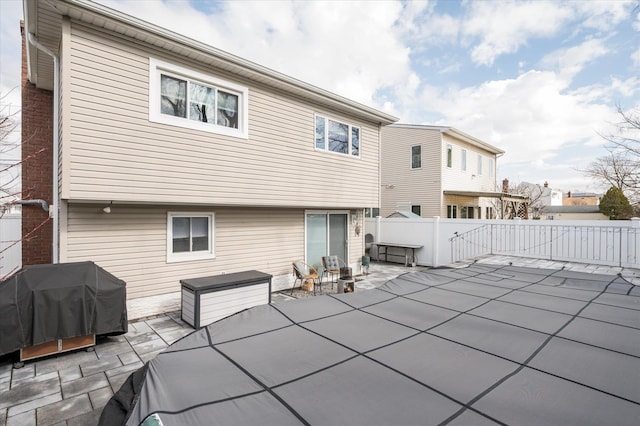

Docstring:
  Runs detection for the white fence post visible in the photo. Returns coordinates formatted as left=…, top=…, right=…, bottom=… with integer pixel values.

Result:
left=432, top=216, right=440, bottom=267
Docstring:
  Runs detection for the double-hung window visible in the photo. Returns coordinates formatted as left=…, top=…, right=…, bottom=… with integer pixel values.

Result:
left=315, top=114, right=360, bottom=157
left=411, top=145, right=421, bottom=169
left=167, top=212, right=215, bottom=262
left=150, top=58, right=248, bottom=138
left=477, top=154, right=482, bottom=175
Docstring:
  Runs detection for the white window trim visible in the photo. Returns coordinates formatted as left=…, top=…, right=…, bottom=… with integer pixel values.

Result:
left=411, top=144, right=422, bottom=169
left=477, top=154, right=483, bottom=175
left=166, top=212, right=215, bottom=263
left=149, top=58, right=249, bottom=139
left=314, top=113, right=361, bottom=158
left=446, top=144, right=453, bottom=168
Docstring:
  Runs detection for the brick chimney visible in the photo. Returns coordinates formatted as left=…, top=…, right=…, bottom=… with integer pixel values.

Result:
left=21, top=21, right=54, bottom=265
left=502, top=178, right=509, bottom=193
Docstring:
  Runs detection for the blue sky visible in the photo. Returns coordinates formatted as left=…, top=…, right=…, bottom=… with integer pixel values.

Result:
left=1, top=0, right=639, bottom=194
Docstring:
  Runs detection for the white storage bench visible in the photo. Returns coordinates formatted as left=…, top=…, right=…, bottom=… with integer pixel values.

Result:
left=180, top=270, right=272, bottom=328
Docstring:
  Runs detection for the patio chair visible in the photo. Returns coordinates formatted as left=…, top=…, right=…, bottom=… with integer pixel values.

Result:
left=291, top=260, right=321, bottom=295
left=320, top=256, right=346, bottom=289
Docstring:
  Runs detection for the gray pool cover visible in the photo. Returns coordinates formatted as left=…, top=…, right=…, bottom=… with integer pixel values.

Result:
left=102, top=264, right=640, bottom=425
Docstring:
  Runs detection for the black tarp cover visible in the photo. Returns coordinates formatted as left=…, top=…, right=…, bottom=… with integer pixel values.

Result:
left=102, top=264, right=640, bottom=426
left=0, top=261, right=127, bottom=356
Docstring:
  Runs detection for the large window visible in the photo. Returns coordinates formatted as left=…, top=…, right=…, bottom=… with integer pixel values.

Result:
left=315, top=114, right=360, bottom=157
left=447, top=144, right=453, bottom=168
left=150, top=58, right=248, bottom=138
left=167, top=212, right=215, bottom=262
left=411, top=145, right=421, bottom=169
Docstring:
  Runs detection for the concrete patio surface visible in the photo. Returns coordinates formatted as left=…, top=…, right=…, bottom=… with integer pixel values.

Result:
left=1, top=256, right=638, bottom=425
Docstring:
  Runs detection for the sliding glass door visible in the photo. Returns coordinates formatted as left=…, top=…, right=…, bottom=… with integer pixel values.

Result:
left=306, top=212, right=348, bottom=268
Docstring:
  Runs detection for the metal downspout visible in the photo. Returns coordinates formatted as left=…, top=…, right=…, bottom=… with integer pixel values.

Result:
left=26, top=33, right=59, bottom=263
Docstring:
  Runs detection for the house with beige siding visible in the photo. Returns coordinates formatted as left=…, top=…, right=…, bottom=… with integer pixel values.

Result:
left=21, top=0, right=397, bottom=299
left=380, top=124, right=518, bottom=219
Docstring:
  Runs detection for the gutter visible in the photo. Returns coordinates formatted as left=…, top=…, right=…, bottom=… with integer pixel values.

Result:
left=26, top=33, right=59, bottom=264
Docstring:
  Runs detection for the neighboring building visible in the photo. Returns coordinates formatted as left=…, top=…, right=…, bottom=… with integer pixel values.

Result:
left=513, top=181, right=563, bottom=219
left=21, top=0, right=397, bottom=298
left=380, top=124, right=522, bottom=219
left=543, top=205, right=608, bottom=220
left=563, top=191, right=600, bottom=206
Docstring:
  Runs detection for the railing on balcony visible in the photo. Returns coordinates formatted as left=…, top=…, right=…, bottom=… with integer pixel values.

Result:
left=450, top=222, right=639, bottom=268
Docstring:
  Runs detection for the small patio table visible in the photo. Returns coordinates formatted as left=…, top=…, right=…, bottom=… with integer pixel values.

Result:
left=374, top=242, right=423, bottom=266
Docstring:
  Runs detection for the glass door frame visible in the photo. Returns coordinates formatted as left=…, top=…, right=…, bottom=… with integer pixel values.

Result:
left=304, top=210, right=350, bottom=268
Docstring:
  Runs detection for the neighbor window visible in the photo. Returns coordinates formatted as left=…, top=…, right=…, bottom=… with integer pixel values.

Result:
left=150, top=58, right=248, bottom=138
left=461, top=149, right=467, bottom=171
left=411, top=205, right=421, bottom=216
left=489, top=158, right=494, bottom=177
left=461, top=206, right=474, bottom=219
left=411, top=145, right=421, bottom=169
left=167, top=212, right=215, bottom=262
left=315, top=114, right=360, bottom=157
left=477, top=154, right=482, bottom=175
left=447, top=205, right=457, bottom=218
left=486, top=206, right=494, bottom=219
left=447, top=144, right=453, bottom=168
left=365, top=208, right=380, bottom=218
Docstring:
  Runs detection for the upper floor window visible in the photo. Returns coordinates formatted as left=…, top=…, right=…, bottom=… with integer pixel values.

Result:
left=477, top=154, right=483, bottom=175
left=411, top=145, right=421, bottom=169
left=315, top=114, right=360, bottom=157
left=446, top=144, right=453, bottom=168
left=461, top=149, right=467, bottom=171
left=150, top=58, right=248, bottom=138
left=167, top=212, right=215, bottom=262
left=489, top=158, right=494, bottom=177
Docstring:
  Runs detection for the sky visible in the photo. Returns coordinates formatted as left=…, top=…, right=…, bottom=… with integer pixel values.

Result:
left=1, top=0, right=639, bottom=194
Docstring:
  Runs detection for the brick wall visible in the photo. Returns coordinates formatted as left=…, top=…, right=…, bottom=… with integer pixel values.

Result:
left=21, top=22, right=53, bottom=265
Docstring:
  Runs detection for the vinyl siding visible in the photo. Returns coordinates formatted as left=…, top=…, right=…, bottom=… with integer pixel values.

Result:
left=380, top=127, right=442, bottom=217
left=441, top=134, right=497, bottom=193
left=63, top=204, right=305, bottom=298
left=61, top=23, right=380, bottom=208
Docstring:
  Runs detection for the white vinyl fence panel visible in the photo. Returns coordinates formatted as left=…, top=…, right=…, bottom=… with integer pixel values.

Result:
left=0, top=213, right=21, bottom=279
left=365, top=217, right=640, bottom=268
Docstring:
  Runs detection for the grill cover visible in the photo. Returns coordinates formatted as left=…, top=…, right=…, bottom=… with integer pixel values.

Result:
left=100, top=264, right=640, bottom=426
left=0, top=261, right=127, bottom=356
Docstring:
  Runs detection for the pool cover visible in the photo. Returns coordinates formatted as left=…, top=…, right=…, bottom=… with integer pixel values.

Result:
left=0, top=261, right=127, bottom=357
left=101, top=264, right=640, bottom=425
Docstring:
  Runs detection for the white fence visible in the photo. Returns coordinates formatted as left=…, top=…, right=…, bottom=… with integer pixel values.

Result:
left=364, top=217, right=640, bottom=269
left=0, top=213, right=21, bottom=279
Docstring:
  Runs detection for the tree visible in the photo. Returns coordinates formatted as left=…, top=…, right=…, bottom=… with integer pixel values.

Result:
left=584, top=107, right=640, bottom=205
left=599, top=186, right=633, bottom=220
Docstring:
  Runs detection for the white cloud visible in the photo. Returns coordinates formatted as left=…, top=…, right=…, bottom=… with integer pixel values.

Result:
left=540, top=38, right=609, bottom=82
left=462, top=1, right=573, bottom=66
left=632, top=48, right=640, bottom=67
left=416, top=70, right=619, bottom=168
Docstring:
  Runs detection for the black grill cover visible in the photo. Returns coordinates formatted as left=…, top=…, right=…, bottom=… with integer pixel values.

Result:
left=0, top=261, right=127, bottom=356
